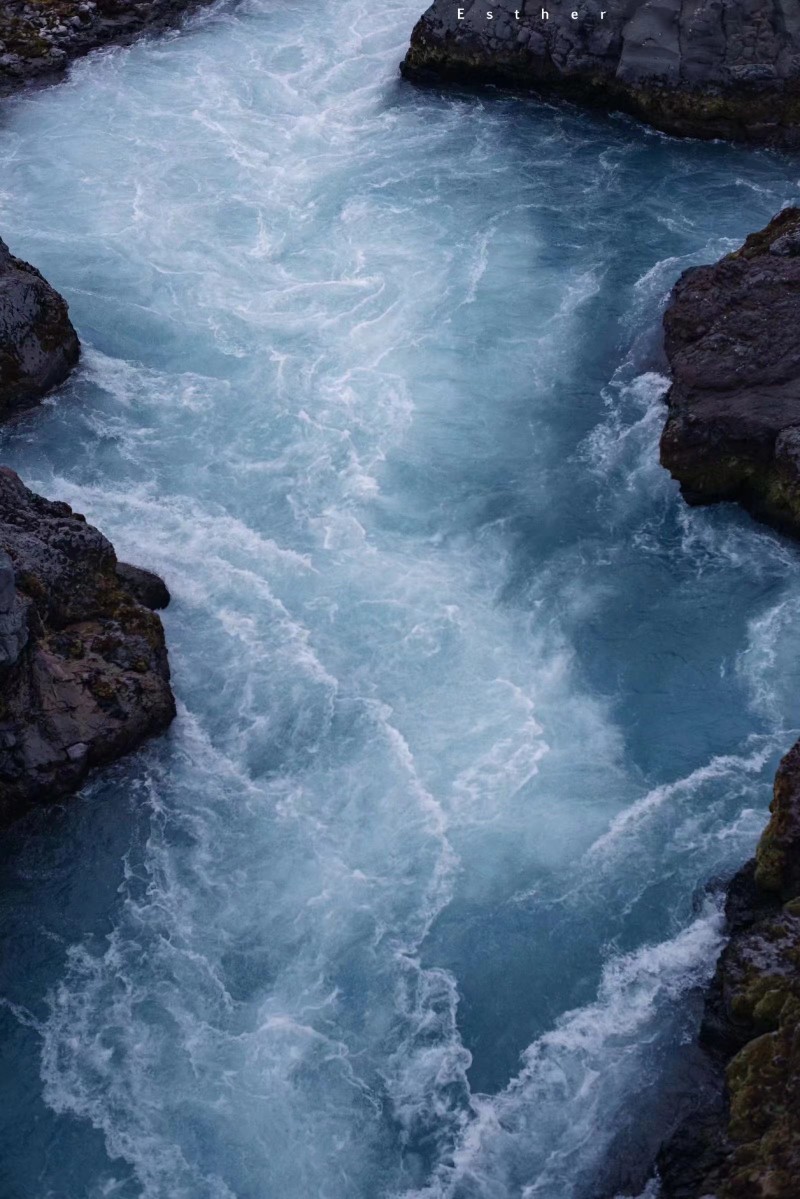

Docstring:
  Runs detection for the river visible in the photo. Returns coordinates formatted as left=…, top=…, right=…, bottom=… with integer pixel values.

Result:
left=1, top=1, right=799, bottom=1196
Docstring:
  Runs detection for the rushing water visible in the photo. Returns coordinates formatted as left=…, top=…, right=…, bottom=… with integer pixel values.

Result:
left=1, top=2, right=800, bottom=1197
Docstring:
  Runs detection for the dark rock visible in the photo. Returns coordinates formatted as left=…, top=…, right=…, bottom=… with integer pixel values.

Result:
left=0, top=547, right=28, bottom=667
left=754, top=738, right=800, bottom=900
left=657, top=743, right=800, bottom=1199
left=401, top=0, right=800, bottom=146
left=116, top=561, right=171, bottom=610
left=0, top=466, right=175, bottom=824
left=0, top=235, right=80, bottom=420
left=0, top=0, right=219, bottom=90
left=699, top=863, right=782, bottom=1059
left=660, top=207, right=800, bottom=539
left=651, top=210, right=800, bottom=1199
left=657, top=1109, right=731, bottom=1199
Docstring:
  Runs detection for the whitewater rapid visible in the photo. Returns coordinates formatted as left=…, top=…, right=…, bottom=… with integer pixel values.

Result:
left=1, top=1, right=800, bottom=1197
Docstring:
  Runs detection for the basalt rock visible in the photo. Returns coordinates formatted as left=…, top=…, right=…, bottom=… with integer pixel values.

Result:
left=657, top=742, right=800, bottom=1199
left=650, top=210, right=800, bottom=1197
left=0, top=235, right=79, bottom=420
left=0, top=0, right=217, bottom=90
left=660, top=206, right=800, bottom=539
left=402, top=0, right=800, bottom=146
left=0, top=467, right=175, bottom=824
left=116, top=561, right=171, bottom=611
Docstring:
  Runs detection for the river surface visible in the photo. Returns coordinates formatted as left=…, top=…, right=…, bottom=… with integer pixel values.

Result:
left=1, top=3, right=800, bottom=1197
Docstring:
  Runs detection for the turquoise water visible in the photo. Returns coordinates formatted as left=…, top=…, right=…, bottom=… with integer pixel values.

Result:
left=1, top=2, right=800, bottom=1196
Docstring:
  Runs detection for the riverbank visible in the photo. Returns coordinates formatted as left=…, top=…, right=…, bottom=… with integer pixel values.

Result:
left=402, top=0, right=800, bottom=147
left=0, top=0, right=217, bottom=90
left=652, top=212, right=800, bottom=1199
left=657, top=744, right=800, bottom=1199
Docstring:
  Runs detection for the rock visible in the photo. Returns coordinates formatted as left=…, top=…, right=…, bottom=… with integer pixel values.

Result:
left=657, top=743, right=800, bottom=1199
left=655, top=209, right=800, bottom=1199
left=0, top=0, right=218, bottom=90
left=768, top=231, right=800, bottom=258
left=401, top=0, right=800, bottom=146
left=116, top=561, right=171, bottom=610
left=755, top=740, right=800, bottom=899
left=0, top=466, right=175, bottom=824
left=0, top=547, right=28, bottom=667
left=660, top=207, right=800, bottom=539
left=0, top=235, right=80, bottom=421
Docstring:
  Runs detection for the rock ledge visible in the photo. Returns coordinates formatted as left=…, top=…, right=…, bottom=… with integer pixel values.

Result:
left=0, top=467, right=175, bottom=824
left=0, top=0, right=217, bottom=90
left=402, top=0, right=800, bottom=146
left=0, top=236, right=80, bottom=421
left=654, top=211, right=800, bottom=1197
left=661, top=207, right=800, bottom=540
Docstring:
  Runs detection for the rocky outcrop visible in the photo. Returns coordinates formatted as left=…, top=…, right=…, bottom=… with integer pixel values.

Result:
left=0, top=0, right=216, bottom=89
left=402, top=0, right=800, bottom=146
left=116, top=561, right=171, bottom=610
left=0, top=235, right=79, bottom=421
left=660, top=207, right=800, bottom=539
left=657, top=742, right=800, bottom=1199
left=653, top=210, right=800, bottom=1197
left=0, top=467, right=175, bottom=824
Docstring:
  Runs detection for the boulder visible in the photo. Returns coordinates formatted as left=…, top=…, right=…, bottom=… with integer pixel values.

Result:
left=0, top=467, right=175, bottom=824
left=402, top=0, right=800, bottom=146
left=116, top=561, right=171, bottom=610
left=0, top=235, right=79, bottom=421
left=660, top=207, right=800, bottom=538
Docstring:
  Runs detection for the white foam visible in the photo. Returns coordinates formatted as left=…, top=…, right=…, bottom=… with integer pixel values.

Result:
left=399, top=905, right=723, bottom=1199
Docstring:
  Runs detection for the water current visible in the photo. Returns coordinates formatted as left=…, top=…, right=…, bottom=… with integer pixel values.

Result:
left=2, top=2, right=800, bottom=1195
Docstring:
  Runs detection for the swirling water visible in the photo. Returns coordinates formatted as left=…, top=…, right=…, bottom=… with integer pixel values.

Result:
left=1, top=2, right=800, bottom=1196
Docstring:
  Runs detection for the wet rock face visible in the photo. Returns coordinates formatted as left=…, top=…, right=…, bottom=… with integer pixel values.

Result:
left=402, top=0, right=800, bottom=146
left=116, top=561, right=171, bottom=611
left=755, top=740, right=800, bottom=899
left=0, top=467, right=175, bottom=824
left=0, top=0, right=217, bottom=88
left=658, top=218, right=800, bottom=1192
left=660, top=207, right=800, bottom=538
left=0, top=236, right=80, bottom=420
left=658, top=745, right=800, bottom=1199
